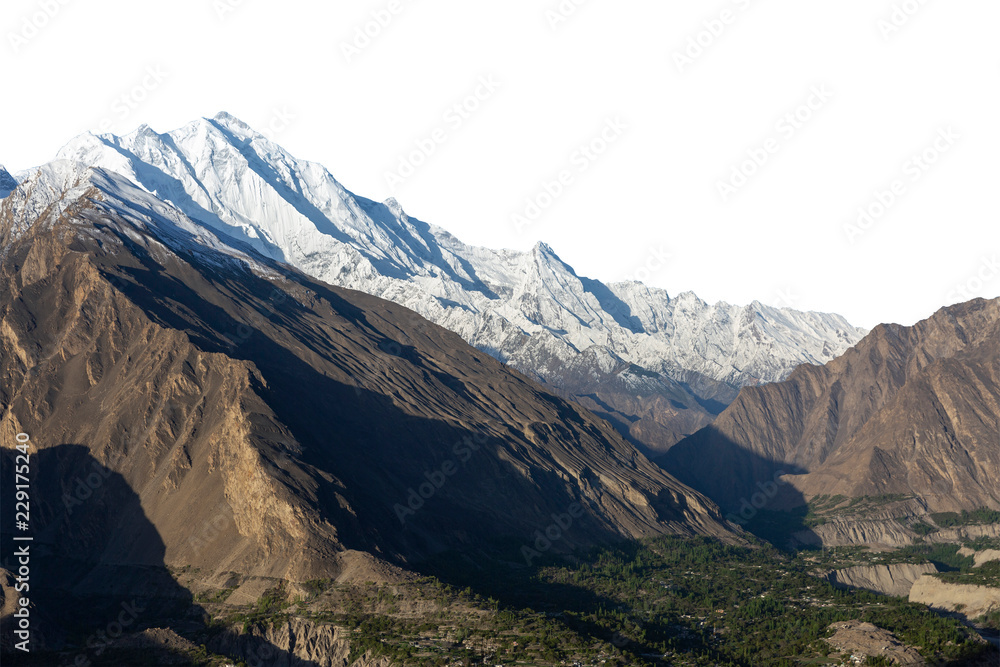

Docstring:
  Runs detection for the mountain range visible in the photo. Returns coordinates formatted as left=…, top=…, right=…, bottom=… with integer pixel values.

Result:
left=1, top=113, right=998, bottom=665
left=0, top=157, right=736, bottom=593
left=6, top=114, right=995, bottom=552
left=46, top=113, right=868, bottom=452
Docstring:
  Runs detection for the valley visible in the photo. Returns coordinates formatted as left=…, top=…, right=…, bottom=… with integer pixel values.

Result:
left=5, top=536, right=997, bottom=666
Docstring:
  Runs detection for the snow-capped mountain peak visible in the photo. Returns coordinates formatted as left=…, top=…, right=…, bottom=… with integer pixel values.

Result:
left=38, top=114, right=867, bottom=447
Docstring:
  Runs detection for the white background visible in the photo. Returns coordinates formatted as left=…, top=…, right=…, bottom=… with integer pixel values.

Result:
left=3, top=0, right=997, bottom=328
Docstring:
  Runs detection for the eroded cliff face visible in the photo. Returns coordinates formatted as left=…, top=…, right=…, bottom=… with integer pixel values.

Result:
left=209, top=618, right=395, bottom=667
left=909, top=576, right=1000, bottom=621
left=799, top=521, right=1000, bottom=550
left=974, top=550, right=1000, bottom=568
left=827, top=563, right=938, bottom=598
left=0, top=168, right=737, bottom=595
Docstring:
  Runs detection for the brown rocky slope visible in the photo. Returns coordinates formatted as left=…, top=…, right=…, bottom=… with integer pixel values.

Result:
left=0, top=165, right=736, bottom=596
left=659, top=298, right=1000, bottom=518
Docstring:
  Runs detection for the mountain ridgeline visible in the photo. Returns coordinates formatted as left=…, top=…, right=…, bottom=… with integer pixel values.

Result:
left=0, top=115, right=997, bottom=665
left=48, top=114, right=867, bottom=453
left=0, top=161, right=736, bottom=597
left=660, top=298, right=1000, bottom=544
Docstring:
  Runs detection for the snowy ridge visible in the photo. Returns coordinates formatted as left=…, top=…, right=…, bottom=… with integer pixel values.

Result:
left=47, top=113, right=867, bottom=391
left=2, top=160, right=276, bottom=279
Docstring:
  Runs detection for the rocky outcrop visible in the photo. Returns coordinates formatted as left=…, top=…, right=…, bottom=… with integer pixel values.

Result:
left=796, top=519, right=918, bottom=549
left=793, top=519, right=1000, bottom=550
left=109, top=628, right=201, bottom=665
left=209, top=618, right=393, bottom=667
left=824, top=620, right=925, bottom=666
left=827, top=563, right=938, bottom=598
left=909, top=575, right=1000, bottom=620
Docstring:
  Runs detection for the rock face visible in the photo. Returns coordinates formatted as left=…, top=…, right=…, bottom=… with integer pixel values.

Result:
left=44, top=114, right=866, bottom=451
left=975, top=550, right=1000, bottom=568
left=795, top=520, right=919, bottom=550
left=824, top=621, right=926, bottom=666
left=209, top=618, right=393, bottom=667
left=0, top=161, right=736, bottom=596
left=909, top=575, right=1000, bottom=620
left=659, top=299, right=1000, bottom=517
left=827, top=563, right=938, bottom=598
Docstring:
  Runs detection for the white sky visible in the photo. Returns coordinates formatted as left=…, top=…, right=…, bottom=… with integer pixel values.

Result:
left=3, top=0, right=998, bottom=329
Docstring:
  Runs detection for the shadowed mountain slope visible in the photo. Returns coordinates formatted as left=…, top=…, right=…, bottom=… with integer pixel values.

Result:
left=43, top=114, right=867, bottom=452
left=660, top=298, right=1000, bottom=517
left=0, top=162, right=736, bottom=588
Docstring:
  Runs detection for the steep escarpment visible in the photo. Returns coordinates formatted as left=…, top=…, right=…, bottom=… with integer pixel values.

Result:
left=909, top=576, right=1000, bottom=621
left=209, top=618, right=393, bottom=667
left=827, top=563, right=939, bottom=598
left=0, top=164, right=737, bottom=597
left=659, top=299, right=1000, bottom=518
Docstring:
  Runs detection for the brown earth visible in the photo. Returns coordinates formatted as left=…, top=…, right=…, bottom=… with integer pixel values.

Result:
left=659, top=299, right=1000, bottom=520
left=0, top=172, right=737, bottom=595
